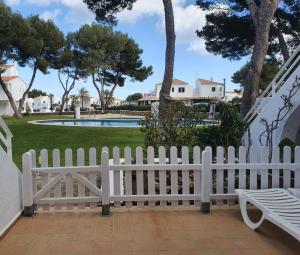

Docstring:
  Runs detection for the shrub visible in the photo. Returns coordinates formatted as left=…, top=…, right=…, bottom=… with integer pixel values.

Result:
left=108, top=104, right=151, bottom=111
left=140, top=102, right=206, bottom=152
left=195, top=102, right=246, bottom=149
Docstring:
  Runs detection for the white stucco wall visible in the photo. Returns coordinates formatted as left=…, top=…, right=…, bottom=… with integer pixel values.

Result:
left=155, top=84, right=194, bottom=98
left=195, top=81, right=224, bottom=99
left=0, top=146, right=23, bottom=236
left=245, top=65, right=300, bottom=150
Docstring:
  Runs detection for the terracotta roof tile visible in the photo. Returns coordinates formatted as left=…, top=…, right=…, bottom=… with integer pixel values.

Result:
left=157, top=79, right=188, bottom=86
left=198, top=79, right=223, bottom=86
left=1, top=76, right=18, bottom=81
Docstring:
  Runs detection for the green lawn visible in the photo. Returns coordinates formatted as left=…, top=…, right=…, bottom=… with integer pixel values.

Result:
left=4, top=115, right=144, bottom=169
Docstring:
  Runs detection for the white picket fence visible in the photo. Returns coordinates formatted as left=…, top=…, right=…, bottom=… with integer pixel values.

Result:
left=22, top=145, right=300, bottom=215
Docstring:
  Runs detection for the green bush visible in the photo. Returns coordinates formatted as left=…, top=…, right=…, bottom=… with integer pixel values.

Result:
left=108, top=104, right=151, bottom=111
left=140, top=102, right=206, bottom=152
left=195, top=102, right=246, bottom=149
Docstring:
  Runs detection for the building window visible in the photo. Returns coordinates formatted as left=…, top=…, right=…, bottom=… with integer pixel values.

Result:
left=171, top=87, right=174, bottom=92
left=178, top=87, right=185, bottom=93
left=220, top=87, right=222, bottom=92
left=212, top=87, right=216, bottom=92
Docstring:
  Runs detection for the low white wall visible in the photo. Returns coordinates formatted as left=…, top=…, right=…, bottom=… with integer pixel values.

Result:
left=0, top=147, right=23, bottom=236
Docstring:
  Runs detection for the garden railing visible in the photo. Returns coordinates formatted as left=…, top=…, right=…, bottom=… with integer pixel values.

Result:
left=22, top=145, right=300, bottom=216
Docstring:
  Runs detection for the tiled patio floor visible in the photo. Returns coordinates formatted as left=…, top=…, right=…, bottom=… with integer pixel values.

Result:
left=0, top=207, right=299, bottom=255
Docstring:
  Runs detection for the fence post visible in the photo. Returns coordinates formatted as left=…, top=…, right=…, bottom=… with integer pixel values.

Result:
left=22, top=152, right=34, bottom=217
left=101, top=150, right=110, bottom=216
left=201, top=149, right=212, bottom=213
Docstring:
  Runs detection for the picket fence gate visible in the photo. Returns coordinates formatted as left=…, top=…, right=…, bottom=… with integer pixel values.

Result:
left=22, top=145, right=300, bottom=216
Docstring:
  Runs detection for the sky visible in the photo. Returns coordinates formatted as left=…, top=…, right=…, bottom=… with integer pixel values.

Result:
left=5, top=0, right=248, bottom=100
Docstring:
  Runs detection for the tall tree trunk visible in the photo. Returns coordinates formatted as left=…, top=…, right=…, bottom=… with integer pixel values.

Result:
left=60, top=91, right=68, bottom=114
left=92, top=73, right=105, bottom=113
left=0, top=78, right=22, bottom=118
left=159, top=0, right=176, bottom=106
left=241, top=0, right=280, bottom=117
left=18, top=65, right=38, bottom=114
left=277, top=30, right=290, bottom=62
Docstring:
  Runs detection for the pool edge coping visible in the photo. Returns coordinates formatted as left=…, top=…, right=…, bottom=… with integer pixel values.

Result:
left=27, top=118, right=143, bottom=128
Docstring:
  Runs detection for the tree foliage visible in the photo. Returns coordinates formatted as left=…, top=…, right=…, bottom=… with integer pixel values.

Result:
left=28, top=89, right=47, bottom=98
left=126, top=93, right=143, bottom=101
left=232, top=62, right=280, bottom=91
left=83, top=0, right=175, bottom=109
left=53, top=34, right=87, bottom=113
left=196, top=0, right=300, bottom=61
left=16, top=16, right=65, bottom=113
left=84, top=0, right=136, bottom=25
left=71, top=24, right=152, bottom=111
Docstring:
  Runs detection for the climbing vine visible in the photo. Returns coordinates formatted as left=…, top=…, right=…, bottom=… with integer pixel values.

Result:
left=259, top=76, right=300, bottom=161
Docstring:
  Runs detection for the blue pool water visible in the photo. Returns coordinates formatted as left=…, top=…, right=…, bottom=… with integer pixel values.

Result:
left=32, top=118, right=219, bottom=127
left=34, top=118, right=142, bottom=127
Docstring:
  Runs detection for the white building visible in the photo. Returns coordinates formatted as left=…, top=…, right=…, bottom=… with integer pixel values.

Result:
left=33, top=96, right=51, bottom=112
left=0, top=64, right=28, bottom=116
left=224, top=91, right=243, bottom=102
left=139, top=78, right=225, bottom=105
left=194, top=78, right=225, bottom=99
left=155, top=79, right=194, bottom=98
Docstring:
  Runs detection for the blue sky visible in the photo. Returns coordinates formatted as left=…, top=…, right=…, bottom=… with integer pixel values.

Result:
left=6, top=0, right=248, bottom=99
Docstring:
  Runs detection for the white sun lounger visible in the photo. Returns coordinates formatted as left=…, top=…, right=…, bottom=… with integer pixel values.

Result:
left=236, top=188, right=300, bottom=241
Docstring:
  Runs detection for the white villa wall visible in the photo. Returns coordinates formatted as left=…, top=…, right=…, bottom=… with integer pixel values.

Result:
left=245, top=65, right=300, bottom=150
left=195, top=81, right=224, bottom=99
left=0, top=146, right=23, bottom=236
left=155, top=84, right=193, bottom=98
left=33, top=96, right=51, bottom=112
left=1, top=64, right=19, bottom=77
left=0, top=65, right=28, bottom=116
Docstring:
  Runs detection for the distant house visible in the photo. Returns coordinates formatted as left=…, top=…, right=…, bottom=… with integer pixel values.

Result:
left=139, top=78, right=225, bottom=106
left=0, top=64, right=28, bottom=116
left=194, top=78, right=225, bottom=99
left=33, top=96, right=51, bottom=112
left=224, top=91, right=243, bottom=102
left=139, top=79, right=194, bottom=105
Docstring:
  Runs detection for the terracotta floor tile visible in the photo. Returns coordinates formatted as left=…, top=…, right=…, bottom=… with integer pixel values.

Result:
left=1, top=208, right=300, bottom=255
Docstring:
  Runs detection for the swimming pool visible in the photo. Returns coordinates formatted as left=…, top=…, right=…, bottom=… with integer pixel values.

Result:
left=29, top=118, right=219, bottom=128
left=31, top=118, right=143, bottom=127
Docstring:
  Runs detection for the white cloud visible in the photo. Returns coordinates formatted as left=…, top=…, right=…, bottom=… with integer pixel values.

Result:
left=24, top=0, right=95, bottom=25
left=40, top=8, right=61, bottom=21
left=118, top=0, right=208, bottom=55
left=5, top=0, right=20, bottom=5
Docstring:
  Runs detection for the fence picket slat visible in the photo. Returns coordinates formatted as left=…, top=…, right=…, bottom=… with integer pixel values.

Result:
left=271, top=147, right=280, bottom=188
left=77, top=148, right=85, bottom=209
left=29, top=150, right=37, bottom=197
left=147, top=147, right=155, bottom=207
left=260, top=147, right=269, bottom=189
left=113, top=147, right=121, bottom=208
left=65, top=149, right=73, bottom=210
left=53, top=149, right=61, bottom=210
left=136, top=147, right=144, bottom=207
left=89, top=148, right=97, bottom=208
left=283, top=146, right=291, bottom=188
left=182, top=146, right=189, bottom=206
left=250, top=147, right=257, bottom=189
left=41, top=149, right=49, bottom=210
left=124, top=147, right=132, bottom=208
left=193, top=146, right=201, bottom=205
left=216, top=146, right=224, bottom=206
left=159, top=146, right=167, bottom=206
left=170, top=146, right=178, bottom=206
left=238, top=147, right=246, bottom=189
left=227, top=146, right=235, bottom=205
left=295, top=147, right=300, bottom=188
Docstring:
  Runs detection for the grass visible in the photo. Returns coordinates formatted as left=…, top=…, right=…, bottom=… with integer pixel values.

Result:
left=3, top=115, right=144, bottom=169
